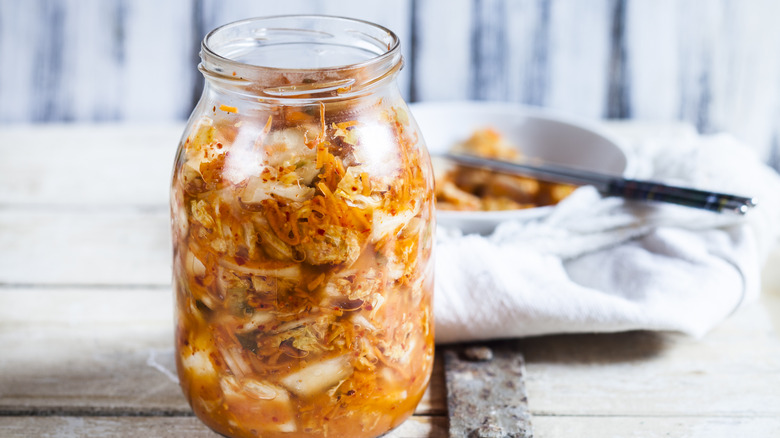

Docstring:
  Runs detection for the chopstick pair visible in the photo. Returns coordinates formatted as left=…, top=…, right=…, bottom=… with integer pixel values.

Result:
left=440, top=153, right=757, bottom=215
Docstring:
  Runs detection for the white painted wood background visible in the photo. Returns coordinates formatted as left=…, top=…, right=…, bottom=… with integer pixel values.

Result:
left=2, top=0, right=780, bottom=169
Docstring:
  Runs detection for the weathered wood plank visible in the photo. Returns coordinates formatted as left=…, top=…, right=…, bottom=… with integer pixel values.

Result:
left=0, top=124, right=180, bottom=207
left=120, top=0, right=198, bottom=121
left=0, top=210, right=171, bottom=286
left=535, top=0, right=612, bottom=118
left=624, top=0, right=780, bottom=162
left=532, top=415, right=780, bottom=438
left=623, top=0, right=681, bottom=121
left=2, top=415, right=779, bottom=438
left=444, top=345, right=532, bottom=438
left=0, top=289, right=185, bottom=415
left=410, top=0, right=471, bottom=102
left=0, top=0, right=196, bottom=123
left=520, top=293, right=780, bottom=417
left=0, top=288, right=445, bottom=416
left=4, top=1, right=780, bottom=166
left=0, top=416, right=448, bottom=438
left=2, top=289, right=778, bottom=419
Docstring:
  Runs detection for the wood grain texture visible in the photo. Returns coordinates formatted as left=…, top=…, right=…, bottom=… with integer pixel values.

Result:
left=444, top=345, right=532, bottom=438
left=0, top=288, right=445, bottom=417
left=412, top=0, right=472, bottom=101
left=0, top=124, right=179, bottom=207
left=3, top=415, right=779, bottom=438
left=2, top=288, right=779, bottom=436
left=0, top=210, right=171, bottom=286
left=520, top=298, right=780, bottom=417
left=0, top=0, right=195, bottom=123
left=532, top=416, right=780, bottom=438
left=2, top=0, right=780, bottom=166
left=0, top=416, right=449, bottom=438
left=2, top=291, right=778, bottom=417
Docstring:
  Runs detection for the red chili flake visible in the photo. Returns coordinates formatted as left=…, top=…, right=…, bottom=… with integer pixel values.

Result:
left=272, top=416, right=279, bottom=423
left=317, top=228, right=326, bottom=236
left=216, top=142, right=223, bottom=149
left=232, top=71, right=237, bottom=76
left=323, top=417, right=330, bottom=422
left=346, top=390, right=356, bottom=396
left=333, top=306, right=341, bottom=311
left=212, top=106, right=216, bottom=112
left=234, top=256, right=246, bottom=266
left=364, top=304, right=373, bottom=310
left=351, top=186, right=358, bottom=191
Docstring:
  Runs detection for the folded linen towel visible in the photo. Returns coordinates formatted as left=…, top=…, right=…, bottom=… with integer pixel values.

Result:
left=434, top=128, right=780, bottom=343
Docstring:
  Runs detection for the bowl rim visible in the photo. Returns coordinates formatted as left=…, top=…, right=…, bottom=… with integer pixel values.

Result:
left=409, top=100, right=634, bottom=177
left=409, top=101, right=634, bottom=228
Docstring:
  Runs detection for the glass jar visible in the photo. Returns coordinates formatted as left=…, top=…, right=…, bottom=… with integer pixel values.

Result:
left=170, top=16, right=435, bottom=438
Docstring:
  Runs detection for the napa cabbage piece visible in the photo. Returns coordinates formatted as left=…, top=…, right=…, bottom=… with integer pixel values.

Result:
left=335, top=166, right=382, bottom=209
left=261, top=127, right=319, bottom=185
left=182, top=350, right=217, bottom=379
left=240, top=177, right=315, bottom=203
left=220, top=375, right=297, bottom=433
left=279, top=355, right=353, bottom=398
left=371, top=199, right=421, bottom=243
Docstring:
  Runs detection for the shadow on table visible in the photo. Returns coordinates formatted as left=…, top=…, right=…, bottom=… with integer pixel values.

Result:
left=447, top=330, right=670, bottom=365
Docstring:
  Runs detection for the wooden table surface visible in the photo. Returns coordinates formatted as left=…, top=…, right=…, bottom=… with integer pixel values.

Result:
left=1, top=123, right=779, bottom=437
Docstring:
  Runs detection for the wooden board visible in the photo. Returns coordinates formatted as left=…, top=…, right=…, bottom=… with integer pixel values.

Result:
left=0, top=416, right=448, bottom=438
left=0, top=288, right=445, bottom=417
left=444, top=345, right=532, bottom=437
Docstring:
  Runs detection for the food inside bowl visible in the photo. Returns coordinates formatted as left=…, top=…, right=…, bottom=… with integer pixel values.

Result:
left=434, top=128, right=576, bottom=211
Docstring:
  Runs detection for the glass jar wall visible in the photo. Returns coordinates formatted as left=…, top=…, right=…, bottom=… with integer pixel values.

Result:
left=170, top=16, right=435, bottom=438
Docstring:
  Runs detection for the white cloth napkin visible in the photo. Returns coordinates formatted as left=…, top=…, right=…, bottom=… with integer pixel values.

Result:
left=434, top=129, right=780, bottom=344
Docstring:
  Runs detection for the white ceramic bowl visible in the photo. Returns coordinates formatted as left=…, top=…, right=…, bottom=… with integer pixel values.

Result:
left=410, top=101, right=631, bottom=234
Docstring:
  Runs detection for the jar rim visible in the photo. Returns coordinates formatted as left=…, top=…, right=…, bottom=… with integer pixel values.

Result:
left=200, top=15, right=402, bottom=101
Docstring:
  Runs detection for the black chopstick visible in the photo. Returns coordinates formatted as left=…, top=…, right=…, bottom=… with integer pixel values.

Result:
left=440, top=153, right=757, bottom=215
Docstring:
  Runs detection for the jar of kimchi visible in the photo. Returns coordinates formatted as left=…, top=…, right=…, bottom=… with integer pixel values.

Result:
left=170, top=16, right=435, bottom=438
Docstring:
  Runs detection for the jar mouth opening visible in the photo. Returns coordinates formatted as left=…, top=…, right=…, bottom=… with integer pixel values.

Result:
left=200, top=15, right=402, bottom=100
